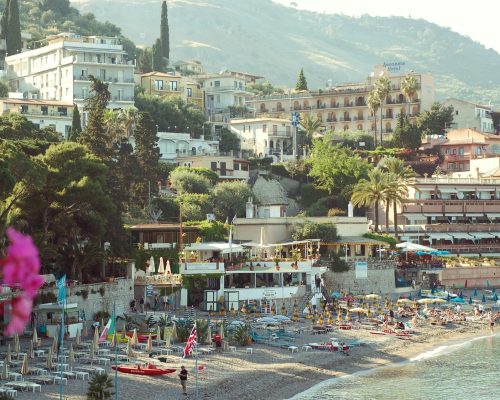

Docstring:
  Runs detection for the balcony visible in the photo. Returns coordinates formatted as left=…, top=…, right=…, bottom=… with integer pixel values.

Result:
left=444, top=153, right=471, bottom=162
left=19, top=110, right=69, bottom=118
left=181, top=261, right=222, bottom=274
left=432, top=243, right=500, bottom=254
left=425, top=224, right=500, bottom=233
left=403, top=199, right=500, bottom=215
left=112, top=96, right=134, bottom=102
left=269, top=130, right=292, bottom=137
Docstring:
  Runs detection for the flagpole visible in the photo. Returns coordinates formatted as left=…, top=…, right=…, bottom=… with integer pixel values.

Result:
left=195, top=326, right=199, bottom=400
left=114, top=302, right=118, bottom=400
left=59, top=305, right=64, bottom=400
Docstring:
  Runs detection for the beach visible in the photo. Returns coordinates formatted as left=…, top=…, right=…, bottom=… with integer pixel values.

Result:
left=4, top=316, right=493, bottom=400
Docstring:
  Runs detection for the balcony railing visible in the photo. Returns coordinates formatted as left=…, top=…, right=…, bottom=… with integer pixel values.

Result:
left=425, top=223, right=500, bottom=232
left=403, top=199, right=500, bottom=214
left=20, top=110, right=69, bottom=117
left=431, top=243, right=500, bottom=253
left=269, top=130, right=292, bottom=137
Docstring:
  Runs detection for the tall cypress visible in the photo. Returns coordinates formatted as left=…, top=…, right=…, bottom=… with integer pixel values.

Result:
left=69, top=104, right=82, bottom=141
left=152, top=38, right=163, bottom=72
left=6, top=0, right=22, bottom=55
left=0, top=0, right=10, bottom=40
left=160, top=1, right=170, bottom=63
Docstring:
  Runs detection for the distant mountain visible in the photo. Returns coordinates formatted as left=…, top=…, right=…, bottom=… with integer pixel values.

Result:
left=70, top=0, right=500, bottom=104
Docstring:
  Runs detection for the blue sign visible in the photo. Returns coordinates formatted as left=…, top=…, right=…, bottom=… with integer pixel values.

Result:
left=57, top=275, right=66, bottom=304
left=290, top=112, right=301, bottom=127
left=146, top=285, right=154, bottom=297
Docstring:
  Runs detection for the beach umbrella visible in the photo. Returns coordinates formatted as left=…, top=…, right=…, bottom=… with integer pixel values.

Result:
left=131, top=328, right=138, bottom=346
left=46, top=348, right=53, bottom=370
left=365, top=294, right=380, bottom=300
left=89, top=339, right=96, bottom=360
left=1, top=359, right=8, bottom=380
left=451, top=297, right=464, bottom=303
left=6, top=344, right=11, bottom=363
left=20, top=354, right=29, bottom=375
left=446, top=293, right=450, bottom=301
left=156, top=325, right=162, bottom=341
left=417, top=298, right=434, bottom=304
left=482, top=294, right=486, bottom=303
left=32, top=329, right=38, bottom=348
left=28, top=340, right=34, bottom=360
left=68, top=343, right=75, bottom=364
left=13, top=334, right=20, bottom=354
left=165, top=259, right=172, bottom=275
left=93, top=326, right=100, bottom=349
left=145, top=335, right=153, bottom=352
left=432, top=299, right=447, bottom=304
left=148, top=256, right=155, bottom=275
left=83, top=321, right=89, bottom=337
left=171, top=323, right=177, bottom=341
left=158, top=257, right=165, bottom=274
left=493, top=288, right=497, bottom=294
left=474, top=288, right=478, bottom=297
left=468, top=296, right=473, bottom=305
left=349, top=307, right=367, bottom=313
left=75, top=328, right=81, bottom=346
left=493, top=293, right=499, bottom=302
left=51, top=335, right=57, bottom=354
left=126, top=340, right=135, bottom=358
left=464, top=280, right=468, bottom=289
left=397, top=299, right=413, bottom=304
left=164, top=327, right=172, bottom=349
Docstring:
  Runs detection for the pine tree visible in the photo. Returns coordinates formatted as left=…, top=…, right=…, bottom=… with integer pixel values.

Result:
left=152, top=38, right=164, bottom=71
left=68, top=104, right=82, bottom=141
left=295, top=68, right=308, bottom=91
left=6, top=0, right=21, bottom=56
left=79, top=76, right=111, bottom=159
left=133, top=112, right=160, bottom=206
left=0, top=0, right=10, bottom=40
left=160, top=1, right=170, bottom=63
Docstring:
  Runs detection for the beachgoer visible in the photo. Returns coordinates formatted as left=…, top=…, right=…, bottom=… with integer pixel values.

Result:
left=139, top=296, right=144, bottom=313
left=179, top=365, right=188, bottom=395
left=154, top=294, right=159, bottom=311
left=214, top=331, right=222, bottom=352
left=130, top=299, right=137, bottom=313
left=488, top=312, right=495, bottom=334
left=163, top=295, right=169, bottom=311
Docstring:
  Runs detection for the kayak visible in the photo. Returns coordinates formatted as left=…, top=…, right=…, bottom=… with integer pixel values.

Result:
left=112, top=364, right=176, bottom=376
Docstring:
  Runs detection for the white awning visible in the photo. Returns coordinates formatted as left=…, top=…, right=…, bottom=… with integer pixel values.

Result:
left=488, top=232, right=500, bottom=237
left=426, top=233, right=453, bottom=240
left=184, top=242, right=244, bottom=254
left=449, top=233, right=474, bottom=240
left=468, top=232, right=494, bottom=239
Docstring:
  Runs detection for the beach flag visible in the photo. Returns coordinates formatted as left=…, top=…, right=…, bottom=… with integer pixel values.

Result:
left=464, top=280, right=468, bottom=289
left=99, top=316, right=115, bottom=343
left=183, top=323, right=197, bottom=358
left=468, top=296, right=473, bottom=305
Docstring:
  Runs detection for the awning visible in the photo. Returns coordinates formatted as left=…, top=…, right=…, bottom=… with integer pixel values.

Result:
left=426, top=233, right=453, bottom=240
left=468, top=232, right=494, bottom=239
left=184, top=242, right=244, bottom=254
left=488, top=232, right=500, bottom=237
left=449, top=233, right=474, bottom=240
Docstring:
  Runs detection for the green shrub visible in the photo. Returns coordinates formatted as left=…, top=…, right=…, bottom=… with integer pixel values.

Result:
left=292, top=221, right=338, bottom=242
left=327, top=208, right=346, bottom=217
left=363, top=233, right=397, bottom=247
left=306, top=197, right=330, bottom=216
left=270, top=163, right=290, bottom=178
left=230, top=323, right=252, bottom=346
left=300, top=184, right=329, bottom=207
left=329, top=252, right=349, bottom=272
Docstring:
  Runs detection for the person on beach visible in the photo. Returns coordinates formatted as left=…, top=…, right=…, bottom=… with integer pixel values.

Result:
left=179, top=365, right=188, bottom=395
left=214, top=331, right=222, bottom=352
left=139, top=296, right=144, bottom=313
left=488, top=312, right=495, bottom=334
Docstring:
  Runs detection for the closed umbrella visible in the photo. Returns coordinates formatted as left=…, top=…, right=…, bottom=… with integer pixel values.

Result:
left=482, top=294, right=486, bottom=303
left=206, top=324, right=212, bottom=346
left=83, top=322, right=89, bottom=337
left=20, top=354, right=29, bottom=375
left=6, top=344, right=11, bottom=364
left=474, top=288, right=478, bottom=297
left=75, top=328, right=81, bottom=346
left=46, top=348, right=53, bottom=370
left=126, top=340, right=135, bottom=358
left=13, top=334, right=20, bottom=354
left=51, top=335, right=57, bottom=354
left=89, top=339, right=96, bottom=360
left=93, top=326, right=99, bottom=348
left=171, top=323, right=177, bottom=341
left=468, top=296, right=473, bottom=305
left=165, top=259, right=172, bottom=275
left=148, top=256, right=155, bottom=275
left=158, top=257, right=165, bottom=274
left=145, top=335, right=153, bottom=352
left=32, top=329, right=39, bottom=348
left=164, top=327, right=171, bottom=349
left=130, top=328, right=138, bottom=347
left=1, top=360, right=8, bottom=380
left=68, top=343, right=75, bottom=364
left=156, top=325, right=162, bottom=342
left=493, top=293, right=499, bottom=302
left=28, top=341, right=34, bottom=359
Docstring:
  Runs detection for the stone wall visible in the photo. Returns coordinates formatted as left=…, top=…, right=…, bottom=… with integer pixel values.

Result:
left=323, top=260, right=397, bottom=295
left=441, top=266, right=500, bottom=288
left=39, top=278, right=134, bottom=319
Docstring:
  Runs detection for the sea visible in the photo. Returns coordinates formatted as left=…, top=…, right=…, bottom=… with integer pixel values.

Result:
left=290, top=334, right=499, bottom=400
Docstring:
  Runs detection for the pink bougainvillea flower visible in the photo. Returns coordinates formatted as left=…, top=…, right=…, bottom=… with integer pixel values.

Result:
left=4, top=297, right=32, bottom=336
left=2, top=228, right=42, bottom=298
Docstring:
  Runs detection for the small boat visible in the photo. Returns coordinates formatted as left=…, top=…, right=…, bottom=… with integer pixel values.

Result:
left=112, top=364, right=176, bottom=376
left=125, top=332, right=157, bottom=343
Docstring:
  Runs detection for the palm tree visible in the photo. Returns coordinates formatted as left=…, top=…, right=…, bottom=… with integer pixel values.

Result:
left=400, top=75, right=419, bottom=116
left=377, top=157, right=414, bottom=238
left=103, top=109, right=124, bottom=144
left=119, top=107, right=137, bottom=139
left=375, top=76, right=391, bottom=145
left=87, top=372, right=114, bottom=400
left=367, top=90, right=381, bottom=147
left=301, top=114, right=322, bottom=140
left=351, top=168, right=389, bottom=232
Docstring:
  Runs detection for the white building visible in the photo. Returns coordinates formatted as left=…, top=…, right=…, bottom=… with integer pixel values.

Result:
left=443, top=98, right=494, bottom=133
left=4, top=33, right=135, bottom=120
left=155, top=132, right=219, bottom=163
left=229, top=117, right=294, bottom=158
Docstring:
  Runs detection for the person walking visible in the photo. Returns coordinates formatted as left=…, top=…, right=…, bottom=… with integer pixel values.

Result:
left=139, top=296, right=144, bottom=313
left=179, top=365, right=188, bottom=395
left=214, top=331, right=222, bottom=353
left=488, top=312, right=495, bottom=334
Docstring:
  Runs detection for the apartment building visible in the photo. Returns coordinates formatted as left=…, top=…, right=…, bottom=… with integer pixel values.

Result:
left=4, top=33, right=135, bottom=117
left=229, top=118, right=294, bottom=158
left=399, top=174, right=500, bottom=256
left=0, top=97, right=73, bottom=136
left=176, top=154, right=250, bottom=181
left=422, top=129, right=500, bottom=172
left=172, top=59, right=204, bottom=74
left=138, top=71, right=203, bottom=110
left=151, top=131, right=219, bottom=163
left=246, top=65, right=434, bottom=138
left=443, top=98, right=494, bottom=133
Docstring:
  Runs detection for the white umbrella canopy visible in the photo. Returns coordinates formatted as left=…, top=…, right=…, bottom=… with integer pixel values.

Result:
left=148, top=256, right=156, bottom=275
left=1, top=360, right=8, bottom=380
left=158, top=257, right=165, bottom=274
left=20, top=354, right=29, bottom=375
left=165, top=259, right=171, bottom=275
left=145, top=335, right=153, bottom=352
left=396, top=242, right=437, bottom=253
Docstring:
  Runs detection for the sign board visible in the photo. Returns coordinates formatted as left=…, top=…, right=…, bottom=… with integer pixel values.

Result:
left=146, top=285, right=154, bottom=297
left=355, top=261, right=368, bottom=279
left=383, top=61, right=405, bottom=72
left=57, top=275, right=66, bottom=305
left=262, top=289, right=277, bottom=299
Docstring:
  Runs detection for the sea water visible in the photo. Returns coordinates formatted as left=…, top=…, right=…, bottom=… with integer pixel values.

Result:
left=291, top=334, right=499, bottom=400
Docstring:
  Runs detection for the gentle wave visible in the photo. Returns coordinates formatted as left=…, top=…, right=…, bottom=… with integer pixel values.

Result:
left=409, top=334, right=494, bottom=361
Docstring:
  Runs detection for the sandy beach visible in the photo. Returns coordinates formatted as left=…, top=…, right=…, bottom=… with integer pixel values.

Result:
left=3, top=315, right=493, bottom=400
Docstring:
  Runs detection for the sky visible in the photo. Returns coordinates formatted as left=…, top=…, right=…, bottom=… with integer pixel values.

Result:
left=273, top=0, right=500, bottom=53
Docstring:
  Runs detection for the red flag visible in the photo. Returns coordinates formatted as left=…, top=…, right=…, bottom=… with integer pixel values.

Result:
left=465, top=280, right=468, bottom=288
left=183, top=323, right=197, bottom=358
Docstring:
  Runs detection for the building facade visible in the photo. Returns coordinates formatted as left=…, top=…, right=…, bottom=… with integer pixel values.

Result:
left=443, top=98, right=494, bottom=133
left=0, top=98, right=73, bottom=136
left=149, top=131, right=219, bottom=163
left=176, top=154, right=250, bottom=181
left=246, top=66, right=434, bottom=138
left=5, top=33, right=135, bottom=116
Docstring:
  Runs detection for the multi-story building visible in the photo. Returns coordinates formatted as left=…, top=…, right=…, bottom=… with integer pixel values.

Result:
left=0, top=97, right=73, bottom=136
left=172, top=59, right=204, bottom=75
left=246, top=65, right=434, bottom=138
left=422, top=129, right=500, bottom=172
left=443, top=98, right=494, bottom=133
left=176, top=154, right=250, bottom=181
left=138, top=71, right=203, bottom=111
left=229, top=117, right=294, bottom=158
left=195, top=71, right=261, bottom=123
left=4, top=33, right=135, bottom=120
left=398, top=173, right=500, bottom=256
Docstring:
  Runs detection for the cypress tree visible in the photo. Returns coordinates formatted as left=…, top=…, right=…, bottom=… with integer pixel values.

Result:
left=69, top=104, right=82, bottom=141
left=0, top=0, right=10, bottom=40
left=6, top=0, right=22, bottom=56
left=152, top=38, right=163, bottom=72
left=79, top=76, right=111, bottom=160
left=160, top=1, right=170, bottom=63
left=295, top=68, right=308, bottom=91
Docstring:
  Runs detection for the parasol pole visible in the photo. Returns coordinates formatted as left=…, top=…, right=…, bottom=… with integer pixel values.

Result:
left=114, top=302, right=118, bottom=400
left=195, top=337, right=199, bottom=400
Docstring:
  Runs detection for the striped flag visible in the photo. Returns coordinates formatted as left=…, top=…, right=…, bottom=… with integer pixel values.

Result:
left=183, top=323, right=197, bottom=358
left=99, top=316, right=115, bottom=343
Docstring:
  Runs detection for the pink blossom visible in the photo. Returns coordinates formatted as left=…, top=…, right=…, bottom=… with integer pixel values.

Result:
left=2, top=228, right=42, bottom=298
left=4, top=297, right=32, bottom=336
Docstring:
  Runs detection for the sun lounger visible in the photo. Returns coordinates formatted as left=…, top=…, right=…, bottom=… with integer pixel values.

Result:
left=0, top=386, right=17, bottom=397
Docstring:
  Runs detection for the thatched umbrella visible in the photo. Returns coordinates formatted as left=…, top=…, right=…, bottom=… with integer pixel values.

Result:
left=6, top=344, right=11, bottom=364
left=28, top=341, right=34, bottom=360
left=20, top=354, right=29, bottom=376
left=75, top=328, right=81, bottom=346
left=145, top=335, right=153, bottom=352
left=93, top=326, right=100, bottom=349
left=1, top=360, right=8, bottom=380
left=165, top=259, right=172, bottom=275
left=46, top=348, right=54, bottom=370
left=68, top=343, right=75, bottom=365
left=130, top=329, right=138, bottom=347
left=148, top=256, right=155, bottom=276
left=32, top=329, right=39, bottom=348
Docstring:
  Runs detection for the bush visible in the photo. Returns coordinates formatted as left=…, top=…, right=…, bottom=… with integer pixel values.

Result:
left=185, top=220, right=228, bottom=242
left=327, top=208, right=346, bottom=217
left=34, top=291, right=57, bottom=305
left=94, top=310, right=110, bottom=322
left=363, top=233, right=397, bottom=246
left=305, top=198, right=330, bottom=216
left=152, top=196, right=180, bottom=221
left=329, top=252, right=349, bottom=272
left=210, top=181, right=252, bottom=221
left=169, top=168, right=211, bottom=194
left=248, top=157, right=273, bottom=169
left=292, top=221, right=338, bottom=242
left=174, top=166, right=219, bottom=185
left=270, top=163, right=290, bottom=178
left=230, top=323, right=252, bottom=346
left=300, top=184, right=329, bottom=207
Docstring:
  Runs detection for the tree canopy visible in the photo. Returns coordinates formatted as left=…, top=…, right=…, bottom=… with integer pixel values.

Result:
left=295, top=68, right=308, bottom=91
left=291, top=221, right=338, bottom=242
left=416, top=102, right=454, bottom=136
left=210, top=181, right=251, bottom=221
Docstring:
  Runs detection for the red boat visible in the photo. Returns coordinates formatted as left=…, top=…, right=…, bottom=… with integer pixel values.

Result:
left=112, top=364, right=176, bottom=376
left=125, top=332, right=157, bottom=343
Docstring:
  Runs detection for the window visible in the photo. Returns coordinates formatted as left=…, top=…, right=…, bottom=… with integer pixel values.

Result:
left=234, top=163, right=240, bottom=170
left=216, top=95, right=220, bottom=104
left=154, top=80, right=164, bottom=90
left=234, top=81, right=238, bottom=88
left=272, top=125, right=278, bottom=134
left=41, top=106, right=48, bottom=115
left=20, top=105, right=28, bottom=114
left=445, top=148, right=451, bottom=154
left=187, top=87, right=192, bottom=97
left=459, top=147, right=464, bottom=155
left=262, top=124, right=267, bottom=133
left=65, top=88, right=69, bottom=96
left=168, top=81, right=178, bottom=91
left=241, top=163, right=249, bottom=171
left=210, top=162, right=217, bottom=171
left=456, top=110, right=459, bottom=115
left=476, top=147, right=482, bottom=155
left=214, top=81, right=220, bottom=87
left=58, top=107, right=67, bottom=116
left=452, top=149, right=456, bottom=155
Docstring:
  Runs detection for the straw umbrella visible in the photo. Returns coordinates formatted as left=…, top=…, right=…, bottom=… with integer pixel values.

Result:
left=20, top=354, right=29, bottom=376
left=163, top=327, right=171, bottom=349
left=158, top=257, right=165, bottom=274
left=13, top=334, right=20, bottom=354
left=83, top=321, right=89, bottom=337
left=93, top=326, right=100, bottom=348
left=130, top=328, right=138, bottom=347
left=145, top=335, right=153, bottom=352
left=75, top=328, right=81, bottom=346
left=156, top=325, right=162, bottom=342
left=148, top=256, right=155, bottom=275
left=68, top=343, right=75, bottom=365
left=46, top=348, right=54, bottom=370
left=28, top=341, right=34, bottom=360
left=32, top=329, right=39, bottom=348
left=1, top=360, right=8, bottom=380
left=6, top=344, right=11, bottom=364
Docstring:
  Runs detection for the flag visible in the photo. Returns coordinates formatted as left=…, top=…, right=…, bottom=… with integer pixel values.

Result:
left=57, top=275, right=66, bottom=305
left=183, top=323, right=197, bottom=358
left=99, top=315, right=116, bottom=343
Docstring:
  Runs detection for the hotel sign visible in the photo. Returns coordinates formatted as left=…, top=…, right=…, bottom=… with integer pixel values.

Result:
left=383, top=61, right=405, bottom=72
left=263, top=289, right=277, bottom=299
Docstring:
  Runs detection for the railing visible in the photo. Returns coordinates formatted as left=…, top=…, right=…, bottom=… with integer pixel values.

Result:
left=425, top=223, right=500, bottom=232
left=20, top=110, right=68, bottom=117
left=74, top=75, right=134, bottom=84
left=205, top=85, right=247, bottom=92
left=112, top=96, right=134, bottom=101
left=412, top=176, right=500, bottom=185
left=431, top=243, right=500, bottom=253
left=269, top=130, right=292, bottom=137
